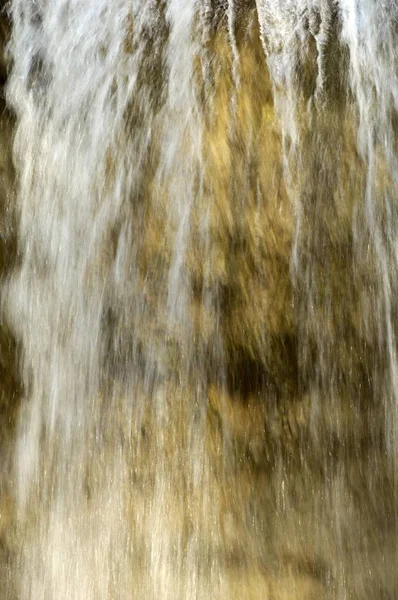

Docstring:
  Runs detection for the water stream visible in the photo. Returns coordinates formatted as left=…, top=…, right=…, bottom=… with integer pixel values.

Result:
left=2, top=1, right=398, bottom=598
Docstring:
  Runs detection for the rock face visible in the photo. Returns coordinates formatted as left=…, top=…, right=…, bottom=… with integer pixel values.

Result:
left=0, top=2, right=398, bottom=599
left=0, top=4, right=19, bottom=598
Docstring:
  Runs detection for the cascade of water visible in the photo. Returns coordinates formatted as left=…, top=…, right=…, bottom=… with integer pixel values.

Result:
left=6, top=0, right=177, bottom=597
left=339, top=0, right=398, bottom=464
left=257, top=1, right=398, bottom=595
left=2, top=1, right=398, bottom=599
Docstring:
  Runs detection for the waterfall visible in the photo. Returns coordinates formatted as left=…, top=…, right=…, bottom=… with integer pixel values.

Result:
left=1, top=0, right=398, bottom=598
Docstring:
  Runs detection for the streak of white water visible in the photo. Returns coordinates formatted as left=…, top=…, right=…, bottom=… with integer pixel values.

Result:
left=227, top=0, right=240, bottom=88
left=6, top=1, right=189, bottom=598
left=339, top=0, right=398, bottom=462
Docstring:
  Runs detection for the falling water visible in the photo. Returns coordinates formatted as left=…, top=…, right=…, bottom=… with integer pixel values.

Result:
left=1, top=0, right=398, bottom=598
